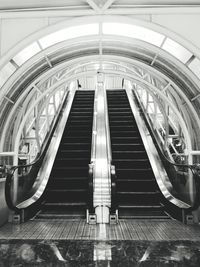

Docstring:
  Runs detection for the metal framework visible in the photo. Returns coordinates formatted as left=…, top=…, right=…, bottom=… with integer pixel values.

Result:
left=0, top=15, right=200, bottom=167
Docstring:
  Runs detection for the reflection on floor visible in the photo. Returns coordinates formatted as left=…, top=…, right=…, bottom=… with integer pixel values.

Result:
left=0, top=219, right=200, bottom=266
left=1, top=240, right=200, bottom=266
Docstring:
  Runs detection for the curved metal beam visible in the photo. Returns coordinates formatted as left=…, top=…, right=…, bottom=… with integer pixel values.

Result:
left=12, top=70, right=192, bottom=165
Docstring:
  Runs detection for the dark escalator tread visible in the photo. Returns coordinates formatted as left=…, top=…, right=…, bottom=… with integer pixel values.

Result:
left=66, top=121, right=92, bottom=125
left=48, top=178, right=88, bottom=190
left=40, top=90, right=94, bottom=219
left=45, top=189, right=87, bottom=202
left=112, top=151, right=147, bottom=159
left=49, top=176, right=88, bottom=181
left=117, top=180, right=157, bottom=192
left=107, top=89, right=168, bottom=219
left=118, top=209, right=170, bottom=219
left=108, top=112, right=133, bottom=116
left=44, top=202, right=86, bottom=206
left=47, top=189, right=87, bottom=192
left=118, top=204, right=163, bottom=209
left=35, top=212, right=85, bottom=219
left=111, top=136, right=141, bottom=141
left=60, top=143, right=91, bottom=147
left=56, top=150, right=90, bottom=158
left=50, top=167, right=89, bottom=178
left=110, top=131, right=140, bottom=137
left=112, top=144, right=147, bottom=151
left=117, top=191, right=159, bottom=195
left=113, top=159, right=151, bottom=169
left=54, top=158, right=90, bottom=167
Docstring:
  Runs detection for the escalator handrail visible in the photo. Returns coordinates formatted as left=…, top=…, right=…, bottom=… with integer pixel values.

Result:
left=110, top=164, right=117, bottom=213
left=132, top=89, right=199, bottom=170
left=5, top=91, right=69, bottom=212
left=88, top=162, right=94, bottom=213
left=105, top=91, right=117, bottom=214
left=132, top=90, right=200, bottom=211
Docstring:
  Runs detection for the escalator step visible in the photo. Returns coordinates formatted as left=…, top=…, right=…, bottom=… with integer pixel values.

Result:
left=112, top=144, right=146, bottom=151
left=113, top=159, right=151, bottom=169
left=110, top=125, right=138, bottom=130
left=111, top=137, right=142, bottom=144
left=63, top=131, right=92, bottom=137
left=110, top=131, right=140, bottom=137
left=60, top=143, right=90, bottom=149
left=109, top=116, right=135, bottom=121
left=117, top=180, right=157, bottom=192
left=45, top=190, right=87, bottom=202
left=118, top=209, right=169, bottom=219
left=108, top=112, right=133, bottom=116
left=116, top=193, right=161, bottom=205
left=61, top=137, right=91, bottom=143
left=119, top=204, right=163, bottom=209
left=116, top=168, right=154, bottom=179
left=48, top=177, right=88, bottom=189
left=44, top=202, right=86, bottom=207
left=112, top=151, right=147, bottom=159
left=57, top=150, right=90, bottom=158
left=54, top=158, right=90, bottom=167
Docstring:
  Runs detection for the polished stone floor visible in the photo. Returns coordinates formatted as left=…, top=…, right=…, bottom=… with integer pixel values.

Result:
left=1, top=219, right=200, bottom=266
left=0, top=239, right=200, bottom=266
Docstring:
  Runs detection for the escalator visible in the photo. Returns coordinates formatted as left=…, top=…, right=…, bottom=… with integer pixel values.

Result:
left=107, top=89, right=170, bottom=219
left=35, top=90, right=94, bottom=219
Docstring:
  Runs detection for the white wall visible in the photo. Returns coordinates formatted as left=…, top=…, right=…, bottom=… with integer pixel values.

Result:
left=152, top=14, right=200, bottom=50
left=0, top=16, right=73, bottom=56
left=0, top=12, right=200, bottom=56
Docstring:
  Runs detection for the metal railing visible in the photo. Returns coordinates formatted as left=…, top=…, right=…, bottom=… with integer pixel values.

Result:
left=4, top=91, right=70, bottom=215
left=132, top=89, right=200, bottom=212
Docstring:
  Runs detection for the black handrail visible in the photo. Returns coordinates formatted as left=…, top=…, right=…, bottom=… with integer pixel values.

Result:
left=88, top=163, right=94, bottom=213
left=110, top=164, right=117, bottom=214
left=132, top=90, right=200, bottom=211
left=5, top=91, right=69, bottom=212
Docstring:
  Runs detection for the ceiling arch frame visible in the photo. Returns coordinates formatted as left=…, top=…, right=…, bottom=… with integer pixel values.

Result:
left=1, top=53, right=199, bottom=156
left=1, top=34, right=200, bottom=121
left=1, top=15, right=200, bottom=96
left=11, top=70, right=192, bottom=166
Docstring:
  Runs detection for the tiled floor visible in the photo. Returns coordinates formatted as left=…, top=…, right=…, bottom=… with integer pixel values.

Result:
left=0, top=219, right=200, bottom=241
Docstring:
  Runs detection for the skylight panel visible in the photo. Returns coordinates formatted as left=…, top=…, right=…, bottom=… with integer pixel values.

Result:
left=0, top=62, right=16, bottom=87
left=39, top=24, right=99, bottom=49
left=162, top=38, right=192, bottom=63
left=102, top=23, right=165, bottom=47
left=13, top=42, right=41, bottom=66
left=188, top=57, right=200, bottom=78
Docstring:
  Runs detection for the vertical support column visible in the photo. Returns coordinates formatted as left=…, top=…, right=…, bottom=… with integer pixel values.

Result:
left=93, top=72, right=111, bottom=223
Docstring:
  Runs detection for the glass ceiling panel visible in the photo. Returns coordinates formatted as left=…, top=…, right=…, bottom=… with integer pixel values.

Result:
left=102, top=23, right=165, bottom=47
left=188, top=57, right=200, bottom=79
left=13, top=42, right=41, bottom=66
left=162, top=38, right=192, bottom=64
left=0, top=62, right=16, bottom=88
left=0, top=22, right=198, bottom=92
left=39, top=24, right=99, bottom=49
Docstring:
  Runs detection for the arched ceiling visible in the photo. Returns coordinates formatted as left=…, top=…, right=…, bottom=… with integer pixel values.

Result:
left=0, top=15, right=200, bottom=157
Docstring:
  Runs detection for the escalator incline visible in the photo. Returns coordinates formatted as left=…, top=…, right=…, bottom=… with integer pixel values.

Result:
left=35, top=90, right=94, bottom=219
left=107, top=89, right=170, bottom=219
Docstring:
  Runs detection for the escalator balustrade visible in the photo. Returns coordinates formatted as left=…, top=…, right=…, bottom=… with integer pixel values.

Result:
left=107, top=89, right=170, bottom=219
left=35, top=90, right=94, bottom=219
